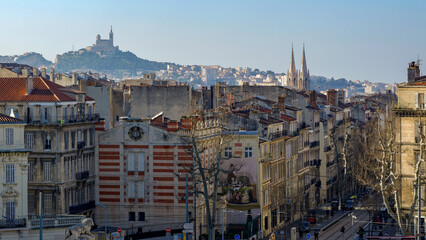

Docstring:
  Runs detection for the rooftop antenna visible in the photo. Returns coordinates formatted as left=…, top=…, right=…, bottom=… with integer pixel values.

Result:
left=72, top=44, right=74, bottom=52
left=417, top=55, right=422, bottom=66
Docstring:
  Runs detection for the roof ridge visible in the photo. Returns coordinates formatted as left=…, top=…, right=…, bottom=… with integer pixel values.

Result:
left=39, top=77, right=60, bottom=101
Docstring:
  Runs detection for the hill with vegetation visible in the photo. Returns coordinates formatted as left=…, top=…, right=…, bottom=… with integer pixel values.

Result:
left=54, top=49, right=174, bottom=74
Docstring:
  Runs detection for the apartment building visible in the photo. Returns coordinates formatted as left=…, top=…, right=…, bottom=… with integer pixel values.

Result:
left=0, top=77, right=97, bottom=219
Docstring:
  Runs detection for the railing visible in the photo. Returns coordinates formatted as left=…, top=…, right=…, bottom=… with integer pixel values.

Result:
left=0, top=218, right=26, bottom=228
left=268, top=130, right=288, bottom=140
left=69, top=200, right=95, bottom=214
left=28, top=215, right=85, bottom=229
left=77, top=141, right=86, bottom=149
left=25, top=114, right=99, bottom=125
left=76, top=171, right=89, bottom=181
left=310, top=141, right=320, bottom=148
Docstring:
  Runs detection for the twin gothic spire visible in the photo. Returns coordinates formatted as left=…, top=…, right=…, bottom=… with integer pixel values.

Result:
left=287, top=44, right=310, bottom=91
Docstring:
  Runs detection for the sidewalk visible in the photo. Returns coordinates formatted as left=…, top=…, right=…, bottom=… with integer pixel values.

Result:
left=271, top=210, right=351, bottom=240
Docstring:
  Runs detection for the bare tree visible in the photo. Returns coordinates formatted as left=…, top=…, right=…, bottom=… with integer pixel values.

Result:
left=349, top=114, right=423, bottom=235
left=179, top=119, right=241, bottom=240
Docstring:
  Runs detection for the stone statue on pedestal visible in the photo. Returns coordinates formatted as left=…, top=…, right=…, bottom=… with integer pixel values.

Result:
left=65, top=218, right=95, bottom=240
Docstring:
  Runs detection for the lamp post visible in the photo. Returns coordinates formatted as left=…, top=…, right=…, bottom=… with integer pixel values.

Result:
left=350, top=212, right=357, bottom=240
left=97, top=202, right=107, bottom=240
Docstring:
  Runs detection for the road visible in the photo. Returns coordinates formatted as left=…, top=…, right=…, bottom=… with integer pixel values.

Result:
left=313, top=210, right=369, bottom=240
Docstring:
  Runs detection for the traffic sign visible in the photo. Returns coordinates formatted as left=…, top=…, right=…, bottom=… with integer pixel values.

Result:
left=306, top=233, right=311, bottom=239
left=183, top=223, right=193, bottom=230
left=234, top=234, right=240, bottom=240
left=166, top=227, right=171, bottom=233
left=117, top=228, right=122, bottom=233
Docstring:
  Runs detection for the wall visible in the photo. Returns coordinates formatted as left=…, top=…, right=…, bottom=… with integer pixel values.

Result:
left=130, top=85, right=191, bottom=120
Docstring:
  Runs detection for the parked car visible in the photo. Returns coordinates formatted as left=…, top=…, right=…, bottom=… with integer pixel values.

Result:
left=301, top=222, right=310, bottom=233
left=345, top=200, right=354, bottom=210
left=331, top=199, right=339, bottom=211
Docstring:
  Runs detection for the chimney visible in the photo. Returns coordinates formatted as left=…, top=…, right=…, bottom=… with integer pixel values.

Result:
left=32, top=67, right=39, bottom=77
left=408, top=61, right=420, bottom=82
left=26, top=77, right=34, bottom=95
left=41, top=68, right=47, bottom=78
left=249, top=110, right=260, bottom=121
left=181, top=116, right=193, bottom=129
left=167, top=120, right=178, bottom=132
left=49, top=68, right=55, bottom=82
left=310, top=91, right=317, bottom=104
left=22, top=68, right=28, bottom=77
left=272, top=105, right=280, bottom=119
left=72, top=72, right=77, bottom=85
left=79, top=78, right=87, bottom=93
left=278, top=94, right=286, bottom=112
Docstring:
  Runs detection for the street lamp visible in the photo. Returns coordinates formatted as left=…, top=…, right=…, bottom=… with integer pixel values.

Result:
left=97, top=202, right=107, bottom=240
left=350, top=212, right=357, bottom=240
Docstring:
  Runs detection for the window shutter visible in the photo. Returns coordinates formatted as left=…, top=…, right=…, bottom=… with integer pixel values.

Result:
left=137, top=153, right=145, bottom=172
left=138, top=181, right=144, bottom=198
left=415, top=93, right=419, bottom=109
left=129, top=182, right=135, bottom=198
left=128, top=153, right=135, bottom=171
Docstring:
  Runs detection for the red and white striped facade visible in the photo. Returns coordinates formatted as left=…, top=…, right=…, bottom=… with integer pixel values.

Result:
left=95, top=119, right=193, bottom=233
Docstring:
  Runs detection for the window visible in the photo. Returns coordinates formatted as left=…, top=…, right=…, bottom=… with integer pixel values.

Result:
left=6, top=202, right=15, bottom=220
left=245, top=147, right=253, bottom=158
left=138, top=212, right=145, bottom=221
left=138, top=181, right=144, bottom=198
left=28, top=162, right=34, bottom=182
left=43, top=194, right=52, bottom=214
left=128, top=181, right=135, bottom=198
left=64, top=107, right=68, bottom=121
left=43, top=108, right=50, bottom=123
left=43, top=162, right=51, bottom=182
left=71, top=132, right=75, bottom=149
left=137, top=153, right=145, bottom=172
left=5, top=164, right=14, bottom=183
left=64, top=159, right=69, bottom=181
left=26, top=133, right=34, bottom=150
left=89, top=128, right=94, bottom=145
left=224, top=147, right=232, bottom=158
left=83, top=129, right=87, bottom=145
left=64, top=132, right=69, bottom=150
left=44, top=133, right=51, bottom=150
left=129, top=212, right=136, bottom=221
left=5, top=128, right=13, bottom=145
left=128, top=153, right=135, bottom=171
left=77, top=130, right=82, bottom=142
left=28, top=194, right=35, bottom=214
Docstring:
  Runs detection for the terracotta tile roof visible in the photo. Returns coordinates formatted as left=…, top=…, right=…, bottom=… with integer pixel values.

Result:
left=0, top=77, right=92, bottom=102
left=0, top=113, right=23, bottom=123
left=280, top=114, right=296, bottom=122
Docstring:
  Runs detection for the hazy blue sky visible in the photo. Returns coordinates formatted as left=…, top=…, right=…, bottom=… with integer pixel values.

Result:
left=1, top=0, right=425, bottom=83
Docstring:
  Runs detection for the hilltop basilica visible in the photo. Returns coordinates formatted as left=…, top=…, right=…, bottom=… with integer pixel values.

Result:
left=285, top=45, right=310, bottom=91
left=86, top=26, right=119, bottom=56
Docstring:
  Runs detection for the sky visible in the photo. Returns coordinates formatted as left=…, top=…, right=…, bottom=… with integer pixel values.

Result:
left=1, top=0, right=426, bottom=84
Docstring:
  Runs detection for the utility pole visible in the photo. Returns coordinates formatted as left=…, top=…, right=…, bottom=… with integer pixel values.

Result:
left=39, top=192, right=43, bottom=240
left=193, top=180, right=197, bottom=240
left=186, top=173, right=189, bottom=223
left=418, top=174, right=421, bottom=240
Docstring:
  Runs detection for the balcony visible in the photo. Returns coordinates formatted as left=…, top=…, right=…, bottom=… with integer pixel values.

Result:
left=76, top=171, right=89, bottom=181
left=77, top=141, right=86, bottom=149
left=69, top=200, right=96, bottom=214
left=0, top=218, right=26, bottom=229
left=28, top=215, right=85, bottom=229
left=25, top=113, right=99, bottom=125
left=310, top=141, right=320, bottom=148
left=268, top=130, right=288, bottom=140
